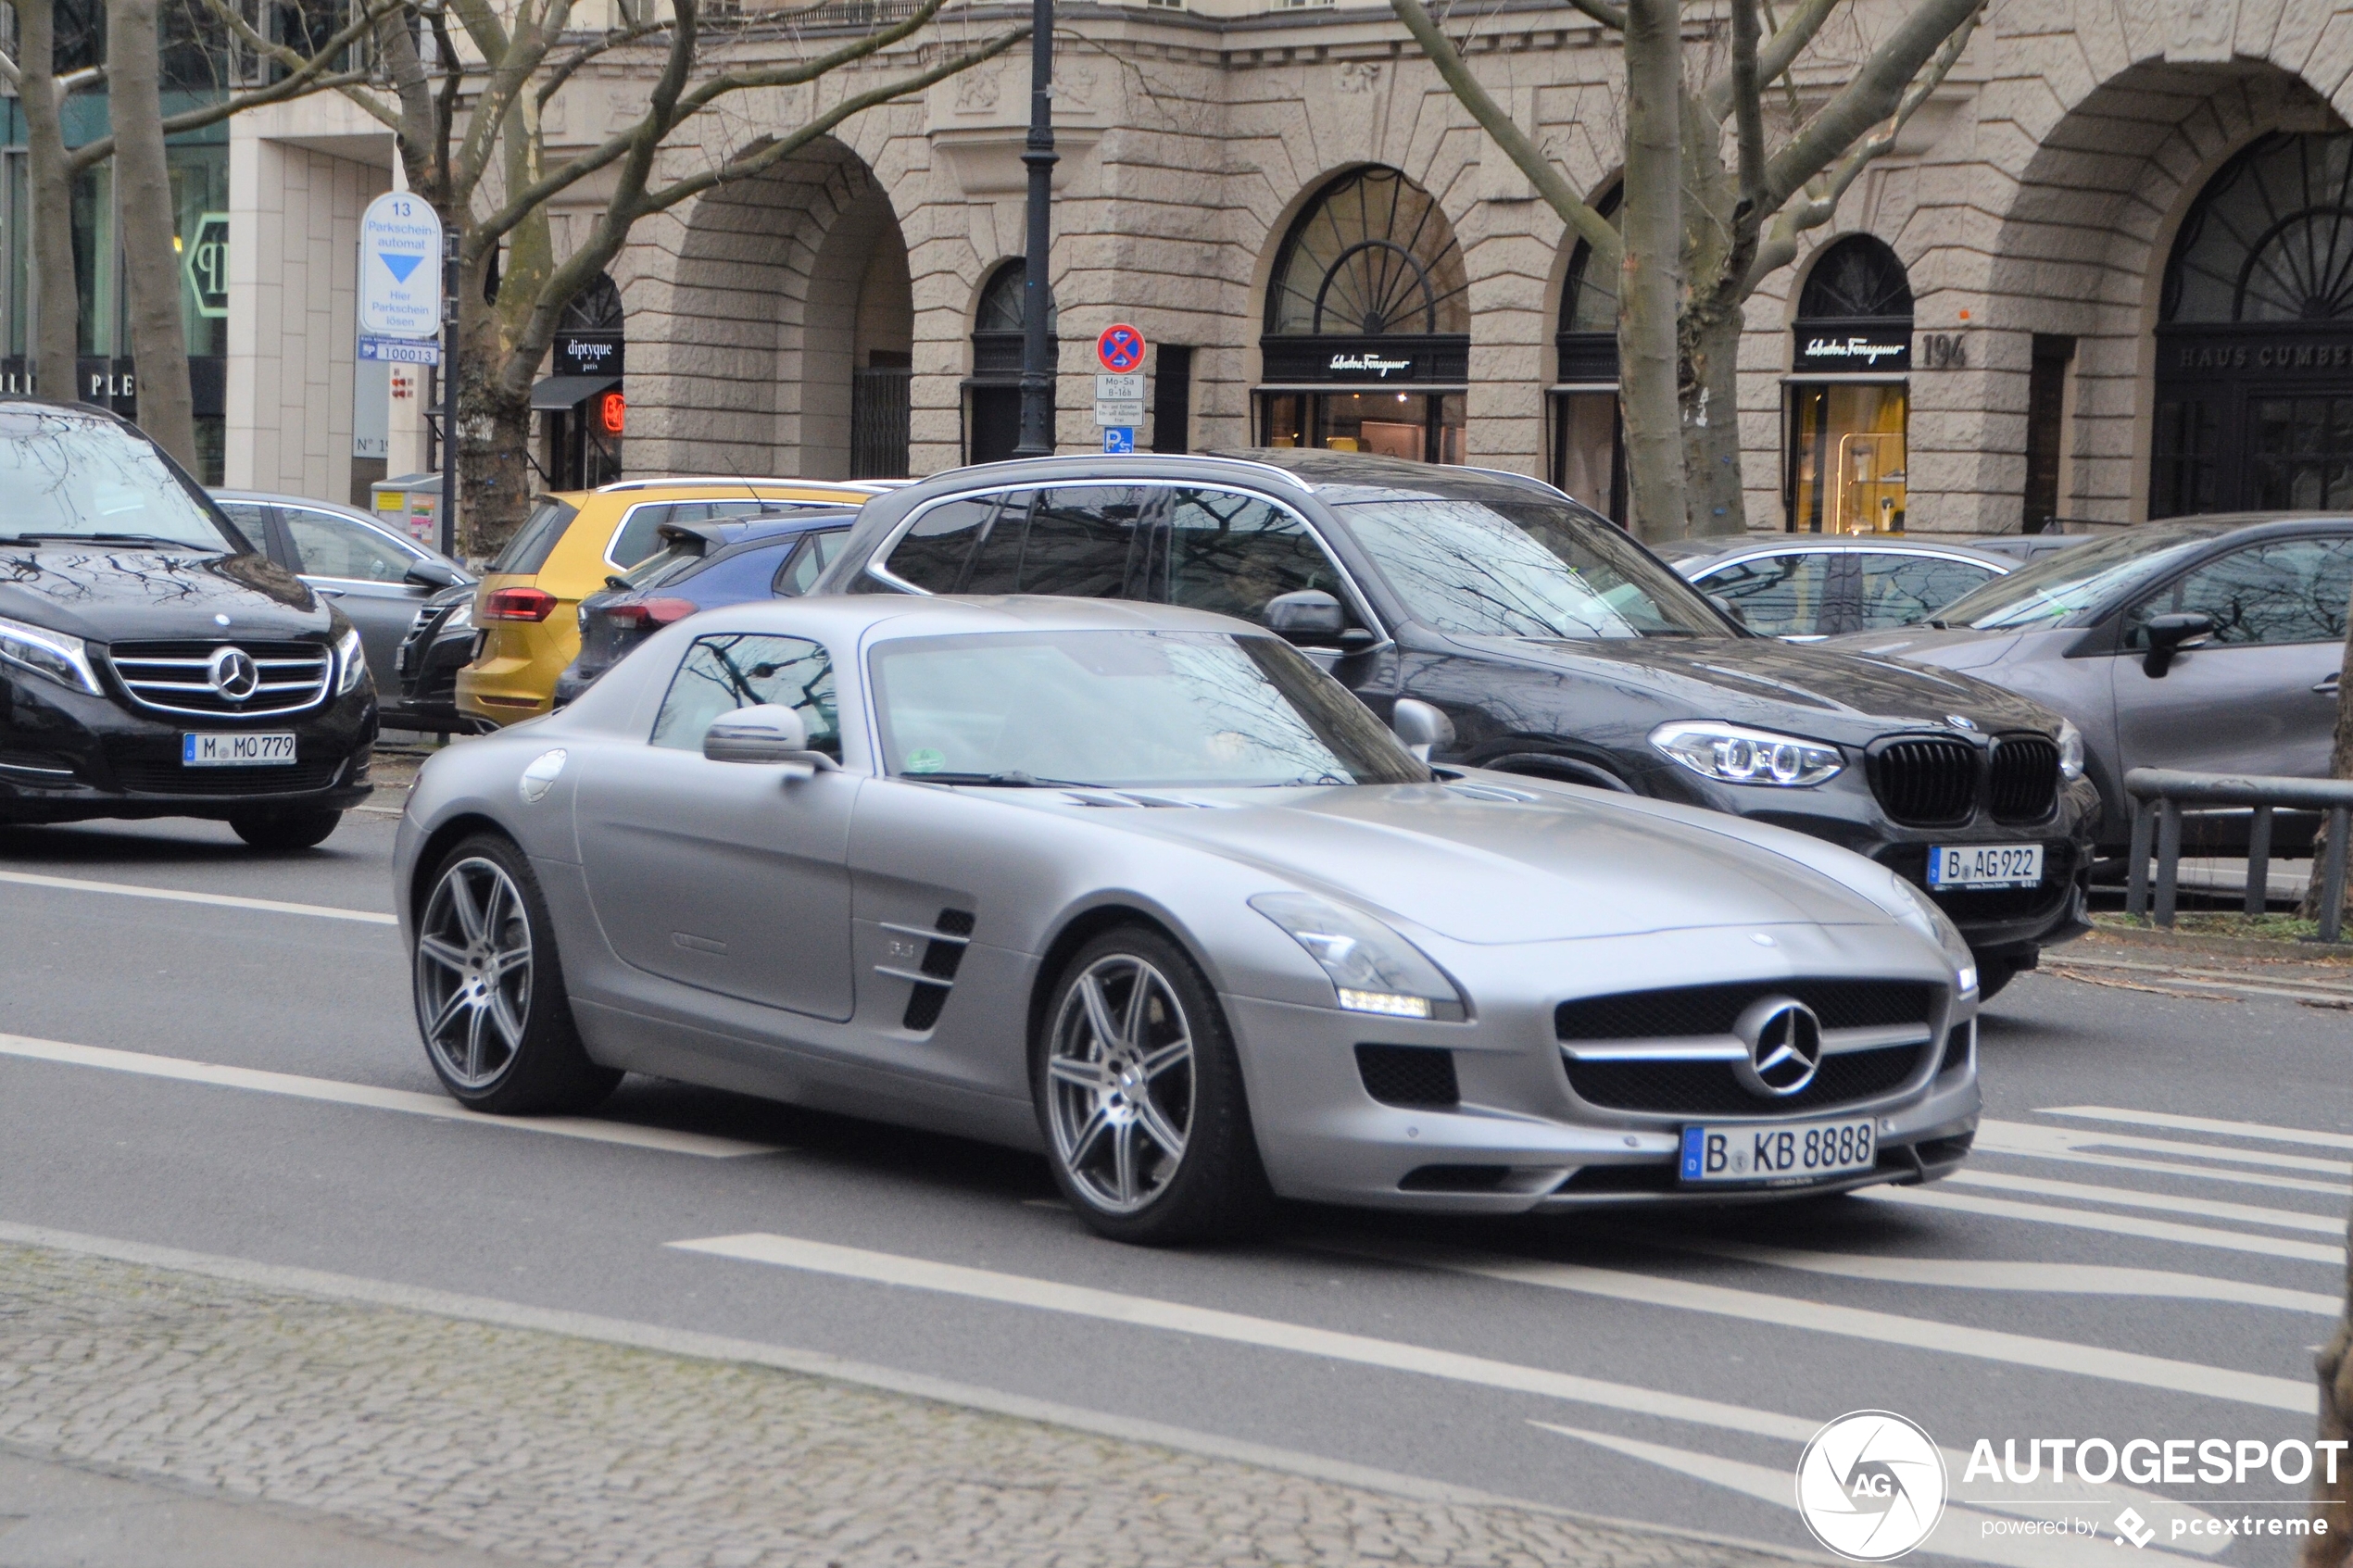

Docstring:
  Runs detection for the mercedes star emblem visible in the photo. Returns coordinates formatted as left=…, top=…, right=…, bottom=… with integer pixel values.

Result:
left=207, top=646, right=260, bottom=703
left=1732, top=996, right=1824, bottom=1098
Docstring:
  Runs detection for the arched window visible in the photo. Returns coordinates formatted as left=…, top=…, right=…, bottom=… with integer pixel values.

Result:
left=2164, top=134, right=2353, bottom=324
left=968, top=259, right=1056, bottom=464
left=1557, top=185, right=1622, bottom=338
left=1256, top=168, right=1467, bottom=463
left=1787, top=236, right=1914, bottom=534
left=1552, top=185, right=1624, bottom=520
left=1798, top=235, right=1914, bottom=321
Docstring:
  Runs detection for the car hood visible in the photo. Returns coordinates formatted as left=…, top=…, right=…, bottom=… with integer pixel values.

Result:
left=1823, top=624, right=2029, bottom=671
left=1026, top=782, right=1897, bottom=944
left=1446, top=631, right=2059, bottom=739
left=0, top=545, right=332, bottom=643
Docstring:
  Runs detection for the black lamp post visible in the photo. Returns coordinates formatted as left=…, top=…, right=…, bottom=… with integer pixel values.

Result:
left=1011, top=0, right=1056, bottom=458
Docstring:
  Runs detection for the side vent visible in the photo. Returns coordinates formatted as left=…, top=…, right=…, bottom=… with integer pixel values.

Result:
left=886, top=909, right=975, bottom=1033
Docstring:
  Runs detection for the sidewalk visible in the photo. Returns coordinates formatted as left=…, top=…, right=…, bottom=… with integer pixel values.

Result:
left=0, top=1236, right=1804, bottom=1568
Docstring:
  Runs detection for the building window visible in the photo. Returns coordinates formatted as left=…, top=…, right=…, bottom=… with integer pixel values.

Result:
left=966, top=258, right=1055, bottom=465
left=1151, top=345, right=1192, bottom=453
left=1784, top=234, right=1913, bottom=533
left=1550, top=183, right=1625, bottom=521
left=535, top=272, right=625, bottom=490
left=2023, top=333, right=2075, bottom=533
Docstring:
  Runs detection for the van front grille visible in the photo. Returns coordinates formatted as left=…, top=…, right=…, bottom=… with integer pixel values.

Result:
left=107, top=639, right=333, bottom=718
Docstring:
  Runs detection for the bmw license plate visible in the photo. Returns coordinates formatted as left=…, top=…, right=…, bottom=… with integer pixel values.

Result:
left=1679, top=1118, right=1875, bottom=1185
left=182, top=733, right=296, bottom=766
left=1926, top=843, right=2044, bottom=889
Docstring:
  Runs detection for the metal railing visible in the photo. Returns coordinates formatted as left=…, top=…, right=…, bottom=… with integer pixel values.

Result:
left=2123, top=767, right=2353, bottom=943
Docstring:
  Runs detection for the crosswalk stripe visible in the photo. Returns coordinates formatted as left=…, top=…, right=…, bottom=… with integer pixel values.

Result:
left=1969, top=1138, right=2351, bottom=1198
left=2046, top=1106, right=2353, bottom=1153
left=1982, top=1119, right=2352, bottom=1179
left=1946, top=1169, right=2346, bottom=1236
left=1867, top=1185, right=2342, bottom=1264
left=0, top=867, right=396, bottom=925
left=1341, top=1241, right=2316, bottom=1412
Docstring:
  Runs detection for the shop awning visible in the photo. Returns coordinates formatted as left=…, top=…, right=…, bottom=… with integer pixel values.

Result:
left=529, top=373, right=622, bottom=410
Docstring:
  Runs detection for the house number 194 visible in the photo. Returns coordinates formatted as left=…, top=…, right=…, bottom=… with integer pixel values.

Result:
left=1920, top=332, right=1967, bottom=369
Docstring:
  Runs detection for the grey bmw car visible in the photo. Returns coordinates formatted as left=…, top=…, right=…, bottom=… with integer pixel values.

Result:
left=394, top=596, right=1981, bottom=1243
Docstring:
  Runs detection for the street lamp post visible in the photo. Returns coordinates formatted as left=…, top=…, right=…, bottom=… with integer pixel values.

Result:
left=1011, top=0, right=1056, bottom=458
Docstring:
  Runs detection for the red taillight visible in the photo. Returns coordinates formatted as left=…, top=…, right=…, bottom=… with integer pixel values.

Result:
left=604, top=597, right=696, bottom=630
left=483, top=586, right=559, bottom=622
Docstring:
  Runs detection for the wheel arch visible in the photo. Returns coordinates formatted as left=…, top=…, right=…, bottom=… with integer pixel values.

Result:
left=407, top=812, right=519, bottom=928
left=1475, top=746, right=1637, bottom=793
left=1025, top=898, right=1216, bottom=1071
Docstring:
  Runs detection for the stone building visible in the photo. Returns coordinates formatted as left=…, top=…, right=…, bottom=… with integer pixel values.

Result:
left=200, top=0, right=2353, bottom=534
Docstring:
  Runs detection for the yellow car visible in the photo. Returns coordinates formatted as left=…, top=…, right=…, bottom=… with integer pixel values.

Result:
left=456, top=477, right=890, bottom=726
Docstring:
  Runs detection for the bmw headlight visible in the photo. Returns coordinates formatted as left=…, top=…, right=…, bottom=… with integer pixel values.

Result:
left=1649, top=721, right=1843, bottom=787
left=2056, top=718, right=2086, bottom=782
left=334, top=626, right=368, bottom=696
left=1249, top=892, right=1465, bottom=1020
left=1887, top=871, right=1977, bottom=996
left=0, top=613, right=101, bottom=696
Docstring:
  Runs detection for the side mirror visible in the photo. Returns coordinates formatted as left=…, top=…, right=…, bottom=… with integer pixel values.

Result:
left=1265, top=588, right=1347, bottom=645
left=1708, top=593, right=1749, bottom=630
left=405, top=558, right=462, bottom=590
left=2141, top=611, right=2216, bottom=678
left=1390, top=697, right=1456, bottom=763
left=703, top=704, right=837, bottom=774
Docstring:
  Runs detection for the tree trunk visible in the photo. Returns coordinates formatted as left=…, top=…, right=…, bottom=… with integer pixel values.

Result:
left=15, top=0, right=80, bottom=403
left=2301, top=601, right=2353, bottom=922
left=1680, top=304, right=1747, bottom=536
left=107, top=0, right=198, bottom=468
left=2305, top=1205, right=2353, bottom=1567
left=1617, top=0, right=1687, bottom=544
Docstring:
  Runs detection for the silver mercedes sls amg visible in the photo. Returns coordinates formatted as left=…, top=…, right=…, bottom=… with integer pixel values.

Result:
left=393, top=595, right=1982, bottom=1243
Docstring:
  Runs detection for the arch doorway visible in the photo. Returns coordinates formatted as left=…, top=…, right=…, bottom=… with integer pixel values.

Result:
left=1784, top=235, right=1914, bottom=533
left=1552, top=184, right=1625, bottom=521
left=2154, top=132, right=2353, bottom=515
left=536, top=273, right=625, bottom=490
left=966, top=260, right=1055, bottom=464
left=1255, top=167, right=1469, bottom=463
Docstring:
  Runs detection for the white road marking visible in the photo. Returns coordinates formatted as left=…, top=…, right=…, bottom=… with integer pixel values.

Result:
left=1865, top=1185, right=2342, bottom=1264
left=1981, top=1118, right=2352, bottom=1179
left=1945, top=1169, right=2346, bottom=1236
left=0, top=1034, right=782, bottom=1159
left=1969, top=1136, right=2351, bottom=1198
left=1342, top=1241, right=2316, bottom=1412
left=2046, top=1106, right=2353, bottom=1153
left=0, top=867, right=396, bottom=925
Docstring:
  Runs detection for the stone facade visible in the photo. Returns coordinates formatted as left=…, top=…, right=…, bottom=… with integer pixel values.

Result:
left=227, top=0, right=2353, bottom=533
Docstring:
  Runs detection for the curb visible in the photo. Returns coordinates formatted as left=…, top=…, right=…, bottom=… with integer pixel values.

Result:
left=2077, top=921, right=2353, bottom=961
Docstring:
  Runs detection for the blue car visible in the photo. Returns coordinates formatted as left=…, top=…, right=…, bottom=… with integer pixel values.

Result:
left=551, top=508, right=860, bottom=707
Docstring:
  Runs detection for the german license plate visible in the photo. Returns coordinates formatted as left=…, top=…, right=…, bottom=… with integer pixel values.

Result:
left=182, top=733, right=296, bottom=766
left=1926, top=843, right=2044, bottom=889
left=1679, top=1118, right=1876, bottom=1185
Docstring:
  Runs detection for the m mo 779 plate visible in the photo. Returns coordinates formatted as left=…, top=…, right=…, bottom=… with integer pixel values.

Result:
left=182, top=733, right=296, bottom=766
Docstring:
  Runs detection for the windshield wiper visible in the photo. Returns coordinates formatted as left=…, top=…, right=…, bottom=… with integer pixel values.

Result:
left=903, top=770, right=1090, bottom=788
left=0, top=531, right=200, bottom=547
left=1637, top=627, right=1702, bottom=637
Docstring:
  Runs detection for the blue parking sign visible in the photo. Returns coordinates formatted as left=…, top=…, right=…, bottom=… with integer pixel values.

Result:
left=1102, top=427, right=1135, bottom=454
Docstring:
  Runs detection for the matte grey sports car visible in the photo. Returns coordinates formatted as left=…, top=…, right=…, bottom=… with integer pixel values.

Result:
left=393, top=596, right=1982, bottom=1244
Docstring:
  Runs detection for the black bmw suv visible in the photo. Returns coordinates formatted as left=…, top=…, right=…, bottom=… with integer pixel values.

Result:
left=0, top=403, right=376, bottom=848
left=815, top=449, right=2099, bottom=996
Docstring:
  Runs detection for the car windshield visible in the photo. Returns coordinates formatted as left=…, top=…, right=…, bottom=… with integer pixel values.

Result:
left=0, top=413, right=238, bottom=549
left=870, top=630, right=1428, bottom=788
left=1928, top=522, right=2227, bottom=629
left=1334, top=495, right=1728, bottom=639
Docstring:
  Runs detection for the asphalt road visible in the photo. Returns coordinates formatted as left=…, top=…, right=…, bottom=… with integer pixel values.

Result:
left=3, top=807, right=2348, bottom=1567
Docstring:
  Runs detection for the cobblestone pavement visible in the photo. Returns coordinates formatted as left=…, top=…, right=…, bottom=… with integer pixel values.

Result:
left=0, top=1240, right=1801, bottom=1568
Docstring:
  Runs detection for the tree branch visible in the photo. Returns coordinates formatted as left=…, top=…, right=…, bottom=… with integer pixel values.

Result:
left=1700, top=0, right=1835, bottom=119
left=190, top=0, right=403, bottom=133
left=536, top=15, right=672, bottom=107
left=1561, top=0, right=1628, bottom=30
left=451, top=0, right=574, bottom=205
left=1756, top=0, right=1980, bottom=213
left=1389, top=0, right=1620, bottom=267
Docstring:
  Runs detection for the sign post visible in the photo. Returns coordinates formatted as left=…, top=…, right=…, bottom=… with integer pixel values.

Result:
left=1094, top=324, right=1147, bottom=454
left=357, top=191, right=453, bottom=553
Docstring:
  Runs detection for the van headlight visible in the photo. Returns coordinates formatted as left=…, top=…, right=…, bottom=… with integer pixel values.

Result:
left=1888, top=871, right=1977, bottom=996
left=0, top=614, right=101, bottom=695
left=2056, top=718, right=2085, bottom=782
left=334, top=627, right=368, bottom=696
left=1250, top=892, right=1465, bottom=1021
left=1650, top=721, right=1843, bottom=786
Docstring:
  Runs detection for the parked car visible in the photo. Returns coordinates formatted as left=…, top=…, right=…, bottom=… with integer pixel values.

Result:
left=1665, top=536, right=2012, bottom=641
left=395, top=583, right=484, bottom=734
left=1965, top=533, right=2102, bottom=566
left=551, top=507, right=860, bottom=707
left=813, top=450, right=2098, bottom=997
left=0, top=403, right=375, bottom=848
left=457, top=477, right=889, bottom=727
left=396, top=595, right=1982, bottom=1242
left=213, top=490, right=472, bottom=730
left=1829, top=512, right=2353, bottom=854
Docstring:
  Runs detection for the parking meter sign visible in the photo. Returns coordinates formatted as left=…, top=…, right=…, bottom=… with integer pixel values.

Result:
left=1097, top=323, right=1146, bottom=373
left=359, top=192, right=444, bottom=343
left=1103, top=426, right=1136, bottom=454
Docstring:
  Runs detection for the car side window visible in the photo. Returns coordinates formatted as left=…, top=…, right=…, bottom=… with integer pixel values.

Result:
left=214, top=501, right=274, bottom=558
left=649, top=633, right=839, bottom=758
left=878, top=495, right=1000, bottom=592
left=1014, top=486, right=1148, bottom=597
left=1696, top=552, right=1838, bottom=637
left=282, top=508, right=417, bottom=582
left=2122, top=536, right=2353, bottom=647
left=1158, top=488, right=1347, bottom=624
left=774, top=529, right=850, bottom=597
left=1854, top=554, right=2000, bottom=630
left=610, top=503, right=701, bottom=568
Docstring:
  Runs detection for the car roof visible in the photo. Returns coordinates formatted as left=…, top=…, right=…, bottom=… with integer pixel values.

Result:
left=212, top=489, right=388, bottom=526
left=1669, top=534, right=2016, bottom=571
left=591, top=476, right=893, bottom=496
left=712, top=592, right=1264, bottom=645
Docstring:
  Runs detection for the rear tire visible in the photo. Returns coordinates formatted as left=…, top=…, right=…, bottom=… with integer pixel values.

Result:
left=230, top=808, right=342, bottom=850
left=412, top=833, right=620, bottom=1114
left=1034, top=927, right=1272, bottom=1246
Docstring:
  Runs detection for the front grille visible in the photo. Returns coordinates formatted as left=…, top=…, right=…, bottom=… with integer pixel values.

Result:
left=1987, top=734, right=2059, bottom=822
left=1355, top=1045, right=1459, bottom=1109
left=1868, top=737, right=1978, bottom=826
left=1563, top=1044, right=1925, bottom=1115
left=1555, top=980, right=1939, bottom=1040
left=107, top=638, right=333, bottom=718
left=110, top=758, right=346, bottom=796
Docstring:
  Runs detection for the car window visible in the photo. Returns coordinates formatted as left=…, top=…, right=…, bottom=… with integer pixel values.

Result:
left=1696, top=552, right=1840, bottom=636
left=490, top=496, right=577, bottom=574
left=2121, top=536, right=2353, bottom=647
left=1007, top=486, right=1149, bottom=597
left=1931, top=521, right=2223, bottom=629
left=774, top=529, right=849, bottom=596
left=216, top=500, right=271, bottom=544
left=1156, top=488, right=1349, bottom=624
left=881, top=495, right=1003, bottom=592
left=281, top=508, right=417, bottom=582
left=649, top=632, right=839, bottom=758
left=1853, top=554, right=2001, bottom=631
left=609, top=502, right=705, bottom=569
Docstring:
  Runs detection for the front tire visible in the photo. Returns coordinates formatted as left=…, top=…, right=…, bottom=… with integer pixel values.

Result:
left=412, top=833, right=619, bottom=1114
left=230, top=808, right=342, bottom=850
left=1034, top=927, right=1271, bottom=1245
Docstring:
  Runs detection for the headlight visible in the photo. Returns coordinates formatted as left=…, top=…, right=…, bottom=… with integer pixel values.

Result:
left=441, top=601, right=472, bottom=635
left=0, top=613, right=100, bottom=695
left=1249, top=892, right=1465, bottom=1020
left=1887, top=871, right=1977, bottom=996
left=1649, top=721, right=1843, bottom=787
left=334, top=627, right=368, bottom=695
left=2055, top=718, right=2085, bottom=782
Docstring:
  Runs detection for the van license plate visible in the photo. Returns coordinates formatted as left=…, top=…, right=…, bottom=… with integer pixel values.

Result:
left=1927, top=844, right=2043, bottom=889
left=182, top=733, right=296, bottom=766
left=1679, top=1118, right=1876, bottom=1185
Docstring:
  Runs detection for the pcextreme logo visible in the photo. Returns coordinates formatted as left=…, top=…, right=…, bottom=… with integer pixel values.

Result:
left=1796, top=1411, right=1948, bottom=1561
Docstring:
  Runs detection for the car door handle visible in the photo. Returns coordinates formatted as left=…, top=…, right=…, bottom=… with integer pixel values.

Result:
left=2318, top=673, right=2342, bottom=696
left=311, top=585, right=345, bottom=598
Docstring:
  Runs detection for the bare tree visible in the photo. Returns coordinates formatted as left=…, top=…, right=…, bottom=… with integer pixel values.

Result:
left=1392, top=0, right=1983, bottom=541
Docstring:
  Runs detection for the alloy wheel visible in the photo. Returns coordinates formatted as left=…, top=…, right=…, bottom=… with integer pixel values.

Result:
left=1045, top=954, right=1197, bottom=1214
left=415, top=856, right=535, bottom=1089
